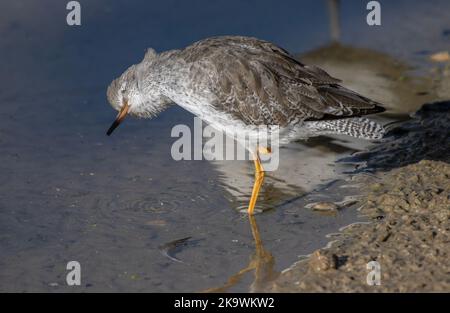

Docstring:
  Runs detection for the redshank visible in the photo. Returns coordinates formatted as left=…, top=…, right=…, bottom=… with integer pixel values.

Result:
left=106, top=36, right=385, bottom=215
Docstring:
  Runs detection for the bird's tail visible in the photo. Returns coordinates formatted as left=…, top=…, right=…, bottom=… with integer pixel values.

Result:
left=306, top=118, right=385, bottom=140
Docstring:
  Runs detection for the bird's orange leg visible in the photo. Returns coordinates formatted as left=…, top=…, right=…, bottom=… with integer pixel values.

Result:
left=247, top=147, right=270, bottom=215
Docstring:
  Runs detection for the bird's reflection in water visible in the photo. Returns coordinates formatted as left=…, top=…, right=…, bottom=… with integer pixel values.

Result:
left=203, top=215, right=279, bottom=293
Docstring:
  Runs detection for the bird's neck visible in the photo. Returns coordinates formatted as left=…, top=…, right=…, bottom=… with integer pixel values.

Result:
left=138, top=51, right=184, bottom=99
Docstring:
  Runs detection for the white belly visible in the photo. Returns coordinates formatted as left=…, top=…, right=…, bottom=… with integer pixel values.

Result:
left=172, top=92, right=283, bottom=149
left=167, top=89, right=318, bottom=151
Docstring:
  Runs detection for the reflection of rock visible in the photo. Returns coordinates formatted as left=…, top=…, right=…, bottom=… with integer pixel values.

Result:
left=327, top=0, right=340, bottom=42
left=298, top=43, right=438, bottom=114
left=342, top=101, right=450, bottom=171
left=434, top=62, right=450, bottom=99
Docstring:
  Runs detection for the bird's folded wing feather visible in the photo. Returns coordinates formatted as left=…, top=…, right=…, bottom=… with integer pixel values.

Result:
left=180, top=36, right=384, bottom=126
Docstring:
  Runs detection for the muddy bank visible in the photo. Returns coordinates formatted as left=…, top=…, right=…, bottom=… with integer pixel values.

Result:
left=266, top=159, right=450, bottom=292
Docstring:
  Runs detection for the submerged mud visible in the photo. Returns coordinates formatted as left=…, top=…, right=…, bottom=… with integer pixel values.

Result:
left=265, top=102, right=450, bottom=292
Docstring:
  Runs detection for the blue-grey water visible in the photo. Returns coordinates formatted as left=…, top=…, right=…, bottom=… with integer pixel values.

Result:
left=0, top=0, right=449, bottom=292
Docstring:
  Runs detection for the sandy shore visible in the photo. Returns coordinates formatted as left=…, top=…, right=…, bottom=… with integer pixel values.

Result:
left=266, top=159, right=450, bottom=292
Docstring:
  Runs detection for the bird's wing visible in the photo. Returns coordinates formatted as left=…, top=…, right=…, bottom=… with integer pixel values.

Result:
left=180, top=36, right=384, bottom=126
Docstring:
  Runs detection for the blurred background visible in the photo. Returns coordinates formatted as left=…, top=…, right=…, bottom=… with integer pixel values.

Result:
left=0, top=0, right=449, bottom=292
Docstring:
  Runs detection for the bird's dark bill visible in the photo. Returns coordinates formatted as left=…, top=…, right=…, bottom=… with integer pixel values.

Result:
left=106, top=102, right=129, bottom=136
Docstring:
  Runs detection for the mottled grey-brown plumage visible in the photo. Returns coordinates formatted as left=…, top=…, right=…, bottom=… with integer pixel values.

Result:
left=177, top=36, right=384, bottom=126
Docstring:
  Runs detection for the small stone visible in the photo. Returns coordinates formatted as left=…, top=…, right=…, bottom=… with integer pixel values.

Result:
left=145, top=219, right=167, bottom=226
left=309, top=250, right=334, bottom=273
left=430, top=51, right=450, bottom=62
left=306, top=201, right=339, bottom=212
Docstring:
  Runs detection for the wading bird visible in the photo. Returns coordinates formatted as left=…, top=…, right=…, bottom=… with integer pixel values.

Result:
left=106, top=36, right=385, bottom=215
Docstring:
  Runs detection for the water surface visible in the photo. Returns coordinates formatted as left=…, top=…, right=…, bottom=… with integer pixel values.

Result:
left=0, top=0, right=449, bottom=292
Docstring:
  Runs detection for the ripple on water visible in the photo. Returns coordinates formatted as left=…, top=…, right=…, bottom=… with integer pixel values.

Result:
left=90, top=196, right=170, bottom=228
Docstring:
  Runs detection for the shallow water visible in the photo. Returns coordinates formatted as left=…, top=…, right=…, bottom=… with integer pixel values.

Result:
left=0, top=0, right=449, bottom=292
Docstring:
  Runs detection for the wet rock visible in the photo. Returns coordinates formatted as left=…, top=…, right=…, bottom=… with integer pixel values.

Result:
left=309, top=250, right=334, bottom=273
left=306, top=201, right=339, bottom=212
left=430, top=51, right=450, bottom=62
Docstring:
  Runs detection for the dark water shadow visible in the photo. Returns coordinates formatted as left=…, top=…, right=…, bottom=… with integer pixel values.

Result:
left=340, top=101, right=450, bottom=172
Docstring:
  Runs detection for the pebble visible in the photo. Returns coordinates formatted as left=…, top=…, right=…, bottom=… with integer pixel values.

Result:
left=306, top=201, right=339, bottom=212
left=309, top=250, right=334, bottom=273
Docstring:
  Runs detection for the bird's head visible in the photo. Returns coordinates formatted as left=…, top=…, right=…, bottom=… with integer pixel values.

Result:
left=106, top=64, right=143, bottom=135
left=106, top=48, right=170, bottom=136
